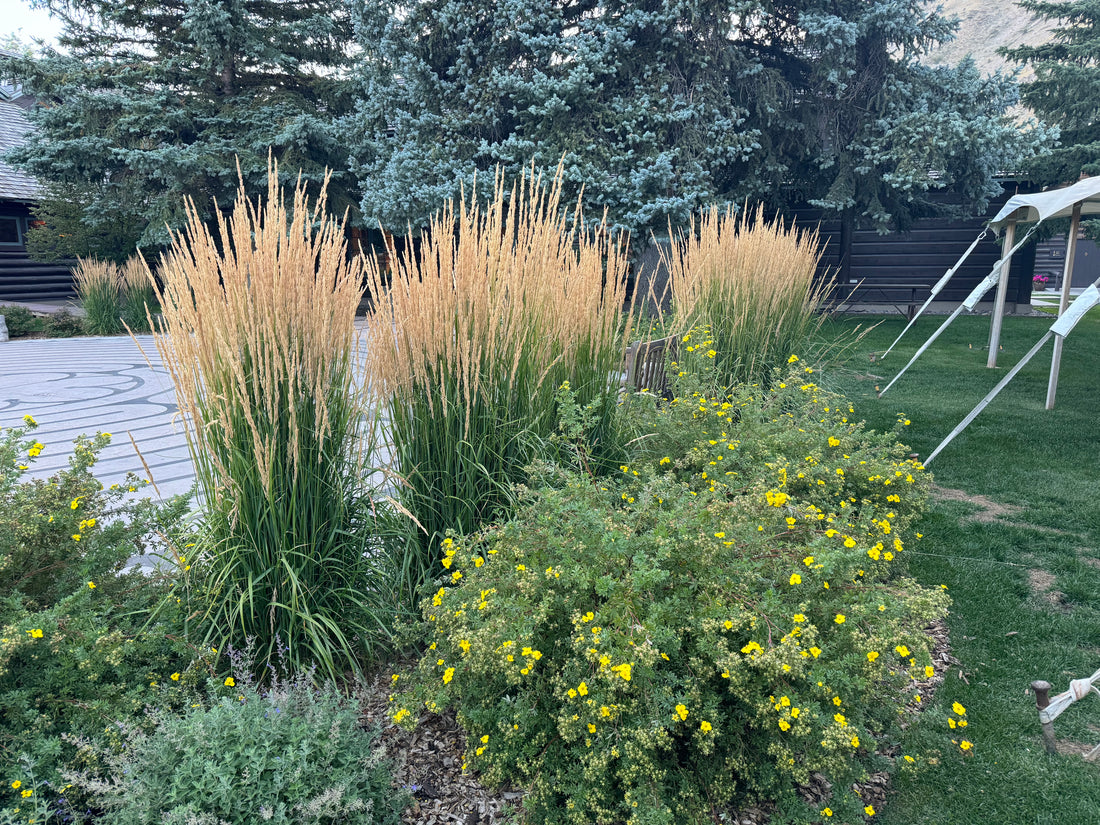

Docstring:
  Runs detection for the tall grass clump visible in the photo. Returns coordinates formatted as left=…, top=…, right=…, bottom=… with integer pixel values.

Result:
left=74, top=257, right=122, bottom=335
left=666, top=204, right=828, bottom=387
left=365, top=167, right=634, bottom=594
left=149, top=163, right=389, bottom=679
left=119, top=253, right=157, bottom=333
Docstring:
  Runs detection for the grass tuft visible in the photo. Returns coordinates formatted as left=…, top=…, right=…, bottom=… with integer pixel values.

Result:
left=365, top=165, right=635, bottom=595
left=149, top=161, right=393, bottom=679
left=665, top=204, right=829, bottom=387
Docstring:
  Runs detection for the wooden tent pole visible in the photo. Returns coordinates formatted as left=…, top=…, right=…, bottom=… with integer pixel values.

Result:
left=1046, top=203, right=1082, bottom=409
left=987, top=217, right=1016, bottom=368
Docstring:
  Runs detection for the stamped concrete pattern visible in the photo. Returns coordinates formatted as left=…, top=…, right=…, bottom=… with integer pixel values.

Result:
left=1, top=334, right=195, bottom=500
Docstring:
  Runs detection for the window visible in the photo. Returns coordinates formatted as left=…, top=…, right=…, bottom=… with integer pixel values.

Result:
left=0, top=216, right=22, bottom=245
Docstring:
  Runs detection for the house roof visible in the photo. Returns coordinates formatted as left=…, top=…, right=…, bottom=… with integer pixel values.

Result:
left=0, top=98, right=40, bottom=202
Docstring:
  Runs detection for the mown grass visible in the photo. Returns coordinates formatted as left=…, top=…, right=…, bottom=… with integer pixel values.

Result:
left=823, top=309, right=1100, bottom=824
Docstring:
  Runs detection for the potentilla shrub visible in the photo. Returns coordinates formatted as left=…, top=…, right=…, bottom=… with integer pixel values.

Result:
left=148, top=163, right=391, bottom=679
left=665, top=205, right=829, bottom=389
left=365, top=166, right=634, bottom=595
left=391, top=366, right=947, bottom=825
left=0, top=419, right=197, bottom=817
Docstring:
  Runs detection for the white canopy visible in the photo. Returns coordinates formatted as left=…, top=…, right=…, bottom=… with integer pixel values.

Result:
left=989, top=175, right=1100, bottom=233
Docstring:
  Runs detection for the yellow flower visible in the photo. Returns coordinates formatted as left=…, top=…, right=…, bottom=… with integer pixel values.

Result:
left=822, top=808, right=833, bottom=817
left=516, top=564, right=526, bottom=572
left=700, top=720, right=712, bottom=732
left=70, top=497, right=81, bottom=510
left=827, top=436, right=840, bottom=447
left=27, top=443, right=44, bottom=457
left=29, top=629, right=43, bottom=639
left=778, top=719, right=791, bottom=731
left=224, top=676, right=235, bottom=687
left=953, top=702, right=966, bottom=716
left=675, top=703, right=689, bottom=721
left=72, top=534, right=81, bottom=542
left=442, top=667, right=455, bottom=684
left=23, top=414, right=37, bottom=425
left=170, top=672, right=180, bottom=681
left=723, top=620, right=733, bottom=630
left=792, top=614, right=805, bottom=623
left=865, top=804, right=876, bottom=816
left=618, top=663, right=632, bottom=681
left=578, top=682, right=588, bottom=696
left=867, top=651, right=879, bottom=662
left=789, top=573, right=802, bottom=585
left=925, top=665, right=935, bottom=678
left=895, top=645, right=910, bottom=658
left=834, top=614, right=845, bottom=624
left=960, top=740, right=973, bottom=751
left=788, top=354, right=799, bottom=363
left=87, top=581, right=96, bottom=589
left=843, top=536, right=856, bottom=548
left=588, top=723, right=597, bottom=733
left=21, top=789, right=32, bottom=798
left=809, top=646, right=822, bottom=658
left=11, top=781, right=21, bottom=789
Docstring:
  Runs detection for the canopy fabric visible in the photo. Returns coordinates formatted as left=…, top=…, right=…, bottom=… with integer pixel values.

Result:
left=988, top=175, right=1100, bottom=233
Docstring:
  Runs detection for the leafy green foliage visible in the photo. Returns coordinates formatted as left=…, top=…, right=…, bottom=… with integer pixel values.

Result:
left=0, top=420, right=197, bottom=818
left=3, top=0, right=358, bottom=249
left=0, top=419, right=184, bottom=609
left=0, top=306, right=42, bottom=338
left=392, top=366, right=949, bottom=824
left=24, top=181, right=144, bottom=264
left=66, top=651, right=406, bottom=825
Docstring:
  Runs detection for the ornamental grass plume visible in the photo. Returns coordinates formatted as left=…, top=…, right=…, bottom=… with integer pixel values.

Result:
left=365, top=165, right=634, bottom=594
left=148, top=161, right=391, bottom=679
left=119, top=253, right=156, bottom=333
left=666, top=204, right=829, bottom=387
left=74, top=257, right=123, bottom=335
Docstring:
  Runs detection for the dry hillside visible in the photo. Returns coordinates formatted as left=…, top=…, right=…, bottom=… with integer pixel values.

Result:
left=925, top=0, right=1057, bottom=76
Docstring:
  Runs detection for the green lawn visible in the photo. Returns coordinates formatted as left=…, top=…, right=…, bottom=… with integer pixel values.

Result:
left=822, top=310, right=1100, bottom=824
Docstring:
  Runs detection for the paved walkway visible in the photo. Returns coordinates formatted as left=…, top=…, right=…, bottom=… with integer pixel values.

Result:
left=1, top=334, right=195, bottom=499
left=2, top=324, right=376, bottom=503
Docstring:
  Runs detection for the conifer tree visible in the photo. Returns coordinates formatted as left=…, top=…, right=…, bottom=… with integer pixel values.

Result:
left=347, top=0, right=1051, bottom=271
left=1002, top=0, right=1100, bottom=186
left=346, top=0, right=766, bottom=242
left=3, top=0, right=355, bottom=249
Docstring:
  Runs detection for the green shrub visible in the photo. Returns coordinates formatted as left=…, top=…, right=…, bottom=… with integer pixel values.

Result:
left=365, top=168, right=634, bottom=598
left=44, top=308, right=84, bottom=338
left=67, top=649, right=406, bottom=825
left=148, top=165, right=397, bottom=679
left=392, top=366, right=948, bottom=824
left=665, top=205, right=829, bottom=388
left=0, top=418, right=198, bottom=818
left=0, top=305, right=43, bottom=338
left=0, top=418, right=187, bottom=609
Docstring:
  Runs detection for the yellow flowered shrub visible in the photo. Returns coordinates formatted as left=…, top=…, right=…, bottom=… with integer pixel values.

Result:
left=393, top=367, right=948, bottom=825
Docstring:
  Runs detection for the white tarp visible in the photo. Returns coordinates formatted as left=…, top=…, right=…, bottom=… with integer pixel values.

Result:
left=989, top=175, right=1100, bottom=233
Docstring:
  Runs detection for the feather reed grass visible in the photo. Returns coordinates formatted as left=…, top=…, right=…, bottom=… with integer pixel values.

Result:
left=365, top=166, right=634, bottom=591
left=148, top=162, right=393, bottom=679
left=74, top=257, right=122, bottom=335
left=119, top=253, right=157, bottom=333
left=665, top=205, right=829, bottom=387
